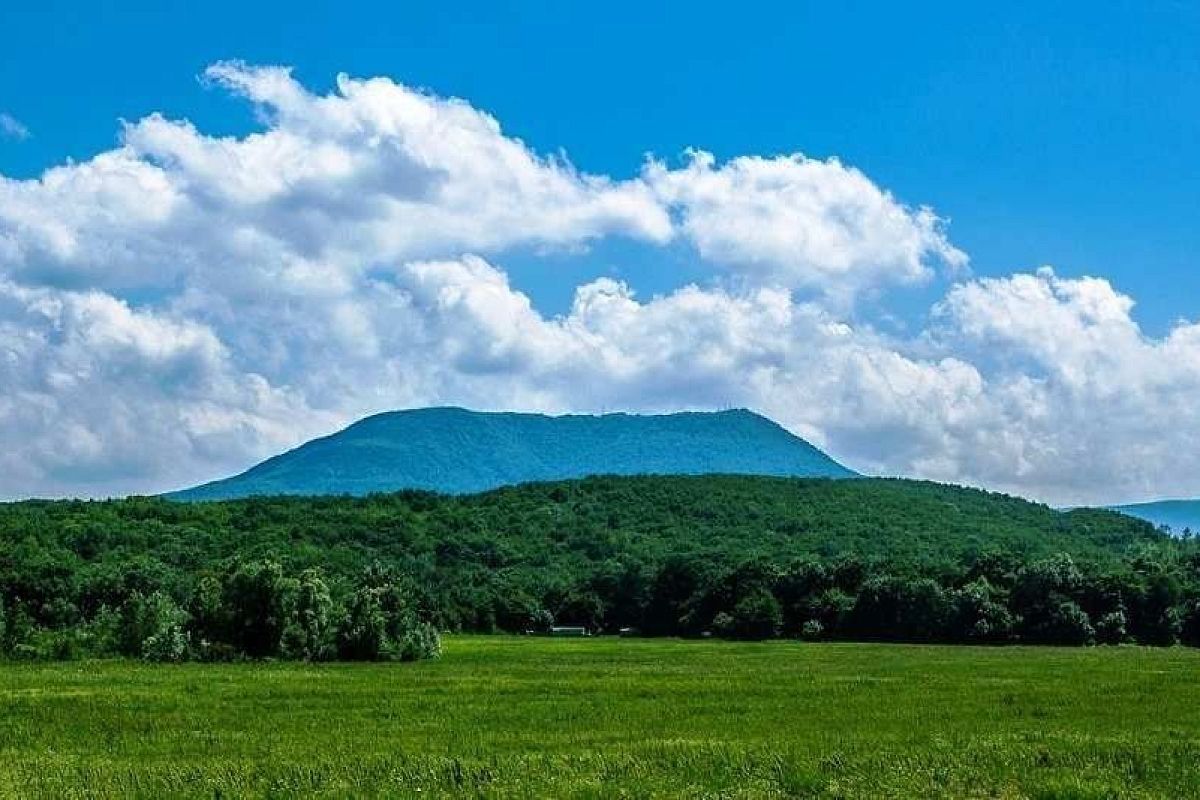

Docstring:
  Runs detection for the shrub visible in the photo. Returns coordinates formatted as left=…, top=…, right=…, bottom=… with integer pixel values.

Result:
left=398, top=621, right=442, bottom=661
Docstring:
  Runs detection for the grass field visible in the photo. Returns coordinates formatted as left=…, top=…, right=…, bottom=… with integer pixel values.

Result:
left=1, top=638, right=1198, bottom=798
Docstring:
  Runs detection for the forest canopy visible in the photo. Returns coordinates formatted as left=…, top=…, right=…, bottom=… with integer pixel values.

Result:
left=1, top=475, right=1198, bottom=659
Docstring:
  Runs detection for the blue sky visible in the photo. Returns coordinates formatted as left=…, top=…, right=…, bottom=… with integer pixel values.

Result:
left=3, top=1, right=1199, bottom=329
left=2, top=1, right=1200, bottom=504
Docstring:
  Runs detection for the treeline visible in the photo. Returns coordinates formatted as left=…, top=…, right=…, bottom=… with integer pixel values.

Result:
left=0, top=560, right=440, bottom=662
left=0, top=475, right=1197, bottom=657
left=558, top=550, right=1200, bottom=645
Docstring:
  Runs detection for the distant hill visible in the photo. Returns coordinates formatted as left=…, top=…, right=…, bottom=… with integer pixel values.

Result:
left=18, top=475, right=1165, bottom=577
left=1112, top=500, right=1200, bottom=534
left=169, top=408, right=857, bottom=501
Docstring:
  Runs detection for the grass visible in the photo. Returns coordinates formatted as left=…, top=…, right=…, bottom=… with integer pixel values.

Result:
left=1, top=637, right=1198, bottom=798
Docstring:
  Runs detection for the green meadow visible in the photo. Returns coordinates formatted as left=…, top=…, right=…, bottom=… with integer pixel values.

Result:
left=2, top=637, right=1198, bottom=799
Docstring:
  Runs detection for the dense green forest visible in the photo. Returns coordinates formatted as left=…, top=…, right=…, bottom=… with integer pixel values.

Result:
left=1, top=475, right=1198, bottom=660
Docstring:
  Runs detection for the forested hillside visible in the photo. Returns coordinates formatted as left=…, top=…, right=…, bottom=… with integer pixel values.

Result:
left=2, top=475, right=1198, bottom=659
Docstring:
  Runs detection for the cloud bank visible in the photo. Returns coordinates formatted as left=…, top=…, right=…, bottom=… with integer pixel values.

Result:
left=0, top=62, right=1195, bottom=505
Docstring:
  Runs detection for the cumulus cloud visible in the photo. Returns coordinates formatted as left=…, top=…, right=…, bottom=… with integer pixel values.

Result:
left=0, top=63, right=1196, bottom=506
left=0, top=280, right=321, bottom=498
left=0, top=62, right=671, bottom=295
left=926, top=269, right=1200, bottom=502
left=646, top=150, right=966, bottom=302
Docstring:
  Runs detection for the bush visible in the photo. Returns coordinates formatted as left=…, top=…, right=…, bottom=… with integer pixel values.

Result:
left=398, top=621, right=442, bottom=661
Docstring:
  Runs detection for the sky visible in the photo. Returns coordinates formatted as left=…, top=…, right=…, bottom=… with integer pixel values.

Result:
left=1, top=1, right=1199, bottom=505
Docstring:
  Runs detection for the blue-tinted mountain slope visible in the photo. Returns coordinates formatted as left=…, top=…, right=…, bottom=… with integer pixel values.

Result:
left=170, top=408, right=857, bottom=500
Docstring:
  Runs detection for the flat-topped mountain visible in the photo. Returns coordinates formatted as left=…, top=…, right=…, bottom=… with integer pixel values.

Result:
left=169, top=407, right=857, bottom=500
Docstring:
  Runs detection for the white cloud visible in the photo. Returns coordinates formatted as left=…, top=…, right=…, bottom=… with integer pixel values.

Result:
left=926, top=269, right=1200, bottom=502
left=0, top=64, right=1197, bottom=506
left=0, top=280, right=321, bottom=498
left=646, top=150, right=966, bottom=303
left=0, top=62, right=672, bottom=296
left=0, top=113, right=29, bottom=141
left=383, top=262, right=1200, bottom=506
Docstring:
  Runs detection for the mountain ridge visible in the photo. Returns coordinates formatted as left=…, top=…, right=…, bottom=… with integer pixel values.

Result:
left=1112, top=499, right=1200, bottom=534
left=169, top=407, right=858, bottom=501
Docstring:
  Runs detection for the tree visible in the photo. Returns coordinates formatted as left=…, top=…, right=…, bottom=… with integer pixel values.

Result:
left=954, top=579, right=1013, bottom=643
left=336, top=585, right=388, bottom=661
left=898, top=579, right=953, bottom=641
left=491, top=580, right=542, bottom=632
left=223, top=561, right=288, bottom=658
left=1094, top=609, right=1128, bottom=645
left=725, top=589, right=783, bottom=640
left=1042, top=599, right=1096, bottom=645
left=187, top=575, right=235, bottom=661
left=1, top=601, right=35, bottom=656
left=375, top=572, right=441, bottom=661
left=140, top=592, right=189, bottom=663
left=397, top=618, right=442, bottom=661
left=1013, top=554, right=1095, bottom=645
left=336, top=569, right=441, bottom=661
left=555, top=590, right=605, bottom=632
left=850, top=576, right=952, bottom=642
left=118, top=591, right=189, bottom=661
left=0, top=473, right=1196, bottom=657
left=1131, top=570, right=1183, bottom=646
left=1181, top=599, right=1200, bottom=647
left=281, top=568, right=333, bottom=661
left=776, top=559, right=829, bottom=635
left=644, top=556, right=712, bottom=636
left=809, top=589, right=854, bottom=638
left=117, top=592, right=154, bottom=657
